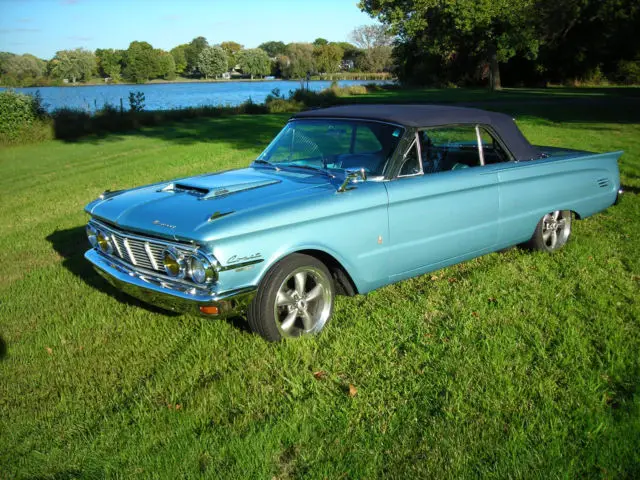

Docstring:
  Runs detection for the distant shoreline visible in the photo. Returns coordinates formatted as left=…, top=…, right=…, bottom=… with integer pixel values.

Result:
left=0, top=75, right=394, bottom=89
left=0, top=78, right=284, bottom=89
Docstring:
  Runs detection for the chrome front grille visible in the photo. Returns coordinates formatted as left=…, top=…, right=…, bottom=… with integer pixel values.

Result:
left=91, top=220, right=192, bottom=275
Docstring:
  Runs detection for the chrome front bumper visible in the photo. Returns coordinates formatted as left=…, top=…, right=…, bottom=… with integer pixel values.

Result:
left=85, top=249, right=256, bottom=317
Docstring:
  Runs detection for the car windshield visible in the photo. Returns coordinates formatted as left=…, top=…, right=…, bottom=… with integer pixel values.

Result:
left=256, top=119, right=404, bottom=176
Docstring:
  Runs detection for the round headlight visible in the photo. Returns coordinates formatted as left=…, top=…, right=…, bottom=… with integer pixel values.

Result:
left=86, top=224, right=98, bottom=248
left=189, top=255, right=214, bottom=284
left=96, top=229, right=113, bottom=254
left=162, top=248, right=186, bottom=278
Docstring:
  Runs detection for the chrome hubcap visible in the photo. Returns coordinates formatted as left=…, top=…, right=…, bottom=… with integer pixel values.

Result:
left=274, top=266, right=332, bottom=338
left=541, top=210, right=571, bottom=250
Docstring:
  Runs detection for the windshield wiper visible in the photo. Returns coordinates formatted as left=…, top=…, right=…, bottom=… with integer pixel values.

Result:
left=279, top=163, right=335, bottom=178
left=252, top=159, right=279, bottom=170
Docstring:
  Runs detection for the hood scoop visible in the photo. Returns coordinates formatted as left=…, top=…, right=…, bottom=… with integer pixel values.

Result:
left=171, top=183, right=209, bottom=196
left=160, top=179, right=281, bottom=200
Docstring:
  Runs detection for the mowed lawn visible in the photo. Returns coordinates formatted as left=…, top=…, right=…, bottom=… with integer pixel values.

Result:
left=0, top=89, right=639, bottom=478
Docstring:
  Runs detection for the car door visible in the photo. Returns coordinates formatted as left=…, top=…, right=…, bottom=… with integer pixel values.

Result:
left=385, top=126, right=500, bottom=279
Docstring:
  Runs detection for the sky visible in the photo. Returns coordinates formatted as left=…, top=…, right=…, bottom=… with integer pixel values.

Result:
left=0, top=0, right=378, bottom=59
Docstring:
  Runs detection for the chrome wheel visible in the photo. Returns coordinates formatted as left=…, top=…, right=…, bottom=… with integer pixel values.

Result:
left=273, top=266, right=332, bottom=338
left=541, top=210, right=571, bottom=250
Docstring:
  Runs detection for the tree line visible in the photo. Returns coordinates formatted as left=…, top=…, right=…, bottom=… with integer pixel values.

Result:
left=360, top=0, right=640, bottom=89
left=0, top=26, right=393, bottom=87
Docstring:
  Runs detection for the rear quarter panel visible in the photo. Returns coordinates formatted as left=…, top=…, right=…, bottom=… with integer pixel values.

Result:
left=497, top=151, right=622, bottom=246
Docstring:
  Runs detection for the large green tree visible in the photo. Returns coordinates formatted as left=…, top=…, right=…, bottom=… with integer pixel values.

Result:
left=258, top=41, right=286, bottom=58
left=123, top=41, right=158, bottom=83
left=197, top=46, right=228, bottom=79
left=0, top=52, right=16, bottom=75
left=349, top=24, right=393, bottom=73
left=359, top=0, right=539, bottom=89
left=170, top=45, right=188, bottom=74
left=237, top=48, right=271, bottom=79
left=332, top=42, right=361, bottom=59
left=95, top=48, right=123, bottom=80
left=50, top=48, right=96, bottom=83
left=156, top=50, right=176, bottom=80
left=534, top=0, right=640, bottom=83
left=1, top=54, right=45, bottom=85
left=220, top=41, right=243, bottom=70
left=185, top=36, right=208, bottom=75
left=330, top=42, right=363, bottom=69
left=282, top=43, right=315, bottom=78
left=314, top=44, right=344, bottom=73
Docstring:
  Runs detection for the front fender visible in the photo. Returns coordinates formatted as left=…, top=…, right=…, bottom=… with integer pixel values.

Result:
left=210, top=183, right=390, bottom=295
left=258, top=242, right=362, bottom=290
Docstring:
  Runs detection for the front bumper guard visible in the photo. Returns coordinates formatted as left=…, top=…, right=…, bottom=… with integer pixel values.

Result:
left=85, top=249, right=256, bottom=317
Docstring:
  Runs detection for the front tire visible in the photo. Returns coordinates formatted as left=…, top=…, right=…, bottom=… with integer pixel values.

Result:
left=525, top=210, right=572, bottom=252
left=247, top=254, right=335, bottom=341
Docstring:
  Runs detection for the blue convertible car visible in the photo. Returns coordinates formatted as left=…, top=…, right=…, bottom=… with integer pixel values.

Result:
left=84, top=105, right=622, bottom=341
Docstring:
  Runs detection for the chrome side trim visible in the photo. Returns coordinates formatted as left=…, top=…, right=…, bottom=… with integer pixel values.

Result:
left=218, top=258, right=265, bottom=272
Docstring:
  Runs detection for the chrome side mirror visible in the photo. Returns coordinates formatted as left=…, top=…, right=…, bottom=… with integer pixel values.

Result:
left=338, top=168, right=367, bottom=193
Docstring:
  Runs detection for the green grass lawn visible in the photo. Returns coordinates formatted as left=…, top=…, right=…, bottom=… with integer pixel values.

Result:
left=0, top=88, right=639, bottom=479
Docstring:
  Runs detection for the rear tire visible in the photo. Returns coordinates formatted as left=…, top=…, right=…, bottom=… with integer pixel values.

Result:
left=247, top=254, right=335, bottom=341
left=524, top=210, right=572, bottom=252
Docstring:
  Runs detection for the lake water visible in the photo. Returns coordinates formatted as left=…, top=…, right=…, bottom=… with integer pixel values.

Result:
left=0, top=80, right=388, bottom=113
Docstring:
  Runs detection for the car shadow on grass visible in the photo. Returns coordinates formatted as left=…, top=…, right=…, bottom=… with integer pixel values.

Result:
left=46, top=226, right=181, bottom=317
left=46, top=226, right=254, bottom=334
left=621, top=184, right=640, bottom=195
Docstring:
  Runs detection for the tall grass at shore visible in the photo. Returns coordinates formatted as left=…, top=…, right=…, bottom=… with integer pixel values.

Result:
left=313, top=72, right=393, bottom=81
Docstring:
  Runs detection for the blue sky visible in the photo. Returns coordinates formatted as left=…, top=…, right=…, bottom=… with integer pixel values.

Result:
left=0, top=0, right=378, bottom=59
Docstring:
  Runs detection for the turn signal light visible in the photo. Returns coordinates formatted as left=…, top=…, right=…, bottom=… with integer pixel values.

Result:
left=199, top=306, right=219, bottom=315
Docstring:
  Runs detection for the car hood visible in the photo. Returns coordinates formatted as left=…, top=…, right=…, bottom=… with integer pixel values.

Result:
left=86, top=167, right=337, bottom=241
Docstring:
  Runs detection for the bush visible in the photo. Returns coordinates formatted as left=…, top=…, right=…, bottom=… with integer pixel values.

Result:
left=614, top=60, right=640, bottom=85
left=0, top=90, right=42, bottom=134
left=290, top=88, right=341, bottom=108
left=237, top=97, right=268, bottom=115
left=0, top=90, right=50, bottom=145
left=344, top=84, right=368, bottom=95
left=128, top=91, right=145, bottom=112
left=584, top=66, right=607, bottom=85
left=265, top=98, right=304, bottom=113
left=51, top=108, right=94, bottom=140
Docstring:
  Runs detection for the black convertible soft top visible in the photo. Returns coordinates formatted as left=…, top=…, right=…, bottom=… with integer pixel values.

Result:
left=293, top=104, right=540, bottom=161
